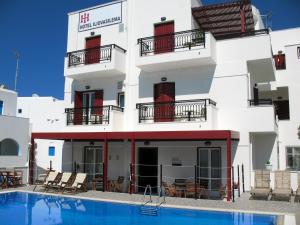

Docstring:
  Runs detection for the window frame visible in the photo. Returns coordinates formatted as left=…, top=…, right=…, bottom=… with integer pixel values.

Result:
left=0, top=100, right=3, bottom=115
left=117, top=92, right=125, bottom=108
left=286, top=146, right=300, bottom=171
left=48, top=146, right=55, bottom=157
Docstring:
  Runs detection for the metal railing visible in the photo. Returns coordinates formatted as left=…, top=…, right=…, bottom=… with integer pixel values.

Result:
left=137, top=29, right=205, bottom=56
left=136, top=99, right=216, bottom=123
left=248, top=99, right=273, bottom=106
left=65, top=105, right=123, bottom=125
left=67, top=44, right=126, bottom=67
left=215, top=29, right=269, bottom=40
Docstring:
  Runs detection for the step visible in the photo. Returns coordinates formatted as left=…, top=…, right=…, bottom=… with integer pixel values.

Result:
left=140, top=206, right=158, bottom=216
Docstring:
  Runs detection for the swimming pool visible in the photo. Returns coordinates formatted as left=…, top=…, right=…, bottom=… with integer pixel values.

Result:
left=0, top=192, right=277, bottom=225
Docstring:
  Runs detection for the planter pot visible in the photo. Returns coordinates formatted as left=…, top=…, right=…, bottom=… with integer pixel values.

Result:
left=265, top=164, right=272, bottom=171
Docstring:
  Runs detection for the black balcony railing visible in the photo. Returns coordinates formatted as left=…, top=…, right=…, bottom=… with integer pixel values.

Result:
left=215, top=29, right=269, bottom=40
left=65, top=105, right=123, bottom=125
left=248, top=99, right=273, bottom=106
left=136, top=99, right=216, bottom=123
left=67, top=44, right=126, bottom=67
left=137, top=29, right=205, bottom=56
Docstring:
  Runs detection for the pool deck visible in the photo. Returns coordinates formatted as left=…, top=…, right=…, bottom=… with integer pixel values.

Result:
left=1, top=185, right=300, bottom=224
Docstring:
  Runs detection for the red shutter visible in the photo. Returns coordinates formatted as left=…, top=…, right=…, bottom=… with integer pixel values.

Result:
left=74, top=91, right=83, bottom=125
left=94, top=90, right=104, bottom=124
left=154, top=22, right=174, bottom=54
left=274, top=54, right=286, bottom=70
left=154, top=82, right=175, bottom=122
left=85, top=36, right=101, bottom=64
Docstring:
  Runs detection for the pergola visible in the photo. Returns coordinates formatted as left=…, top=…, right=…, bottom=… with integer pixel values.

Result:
left=30, top=130, right=239, bottom=201
left=192, top=0, right=255, bottom=40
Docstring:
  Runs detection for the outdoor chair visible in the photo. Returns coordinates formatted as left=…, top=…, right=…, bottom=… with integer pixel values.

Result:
left=162, top=182, right=177, bottom=197
left=47, top=172, right=73, bottom=192
left=34, top=171, right=60, bottom=192
left=250, top=170, right=272, bottom=199
left=0, top=172, right=7, bottom=189
left=184, top=183, right=205, bottom=199
left=271, top=171, right=292, bottom=201
left=115, top=176, right=124, bottom=192
left=295, top=172, right=300, bottom=202
left=62, top=173, right=87, bottom=194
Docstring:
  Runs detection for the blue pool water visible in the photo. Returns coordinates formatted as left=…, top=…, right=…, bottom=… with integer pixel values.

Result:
left=0, top=192, right=276, bottom=225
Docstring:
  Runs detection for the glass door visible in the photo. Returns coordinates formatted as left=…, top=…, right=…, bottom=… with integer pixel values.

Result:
left=197, top=148, right=221, bottom=197
left=82, top=92, right=95, bottom=124
left=84, top=146, right=103, bottom=183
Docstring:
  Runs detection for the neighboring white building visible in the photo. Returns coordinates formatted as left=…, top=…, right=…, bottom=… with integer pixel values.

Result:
left=0, top=86, right=30, bottom=182
left=17, top=96, right=65, bottom=174
left=30, top=0, right=300, bottom=200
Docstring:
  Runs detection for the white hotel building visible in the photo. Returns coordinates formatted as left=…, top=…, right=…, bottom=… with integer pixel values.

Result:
left=29, top=0, right=300, bottom=201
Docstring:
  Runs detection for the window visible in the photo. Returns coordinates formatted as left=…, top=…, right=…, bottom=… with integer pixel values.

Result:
left=118, top=92, right=125, bottom=108
left=18, top=109, right=22, bottom=114
left=0, top=139, right=19, bottom=156
left=48, top=146, right=55, bottom=156
left=286, top=147, right=300, bottom=171
left=0, top=100, right=3, bottom=115
left=297, top=47, right=300, bottom=59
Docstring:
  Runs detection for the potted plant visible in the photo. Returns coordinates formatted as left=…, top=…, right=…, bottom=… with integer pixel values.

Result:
left=265, top=161, right=272, bottom=170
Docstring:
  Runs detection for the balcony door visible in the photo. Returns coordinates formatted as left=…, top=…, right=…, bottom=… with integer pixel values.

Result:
left=74, top=90, right=103, bottom=125
left=154, top=82, right=175, bottom=122
left=85, top=36, right=101, bottom=64
left=154, top=21, right=174, bottom=54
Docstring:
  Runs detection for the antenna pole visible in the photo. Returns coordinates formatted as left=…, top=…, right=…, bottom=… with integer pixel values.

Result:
left=13, top=50, right=20, bottom=92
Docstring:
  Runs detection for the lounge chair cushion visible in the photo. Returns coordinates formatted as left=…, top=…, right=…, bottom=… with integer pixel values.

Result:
left=273, top=188, right=291, bottom=196
left=250, top=188, right=271, bottom=196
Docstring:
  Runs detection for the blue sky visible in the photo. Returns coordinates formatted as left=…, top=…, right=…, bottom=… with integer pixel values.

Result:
left=0, top=0, right=299, bottom=99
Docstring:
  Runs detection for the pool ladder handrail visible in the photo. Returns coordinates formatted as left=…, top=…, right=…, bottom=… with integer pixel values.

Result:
left=142, top=184, right=153, bottom=206
left=156, top=186, right=166, bottom=206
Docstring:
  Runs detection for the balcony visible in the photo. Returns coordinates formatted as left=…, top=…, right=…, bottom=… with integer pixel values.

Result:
left=135, top=99, right=217, bottom=131
left=64, top=106, right=124, bottom=132
left=247, top=99, right=277, bottom=132
left=64, top=44, right=126, bottom=80
left=136, top=30, right=216, bottom=72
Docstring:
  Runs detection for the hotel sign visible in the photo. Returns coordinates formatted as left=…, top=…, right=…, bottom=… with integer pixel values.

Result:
left=78, top=2, right=122, bottom=32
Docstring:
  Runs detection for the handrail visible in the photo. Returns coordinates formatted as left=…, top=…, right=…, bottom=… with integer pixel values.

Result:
left=142, top=185, right=153, bottom=206
left=215, top=29, right=269, bottom=40
left=136, top=98, right=216, bottom=108
left=137, top=29, right=205, bottom=56
left=136, top=99, right=216, bottom=123
left=248, top=99, right=273, bottom=106
left=138, top=29, right=204, bottom=43
left=66, top=44, right=126, bottom=55
left=65, top=105, right=123, bottom=125
left=66, top=44, right=126, bottom=67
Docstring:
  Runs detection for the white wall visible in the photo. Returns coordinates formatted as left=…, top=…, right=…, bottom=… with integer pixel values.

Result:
left=0, top=88, right=17, bottom=116
left=17, top=97, right=65, bottom=132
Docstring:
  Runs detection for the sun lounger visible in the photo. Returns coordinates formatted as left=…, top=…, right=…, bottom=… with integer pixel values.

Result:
left=271, top=171, right=292, bottom=201
left=62, top=173, right=87, bottom=194
left=46, top=172, right=73, bottom=192
left=250, top=170, right=271, bottom=199
left=34, top=171, right=60, bottom=192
